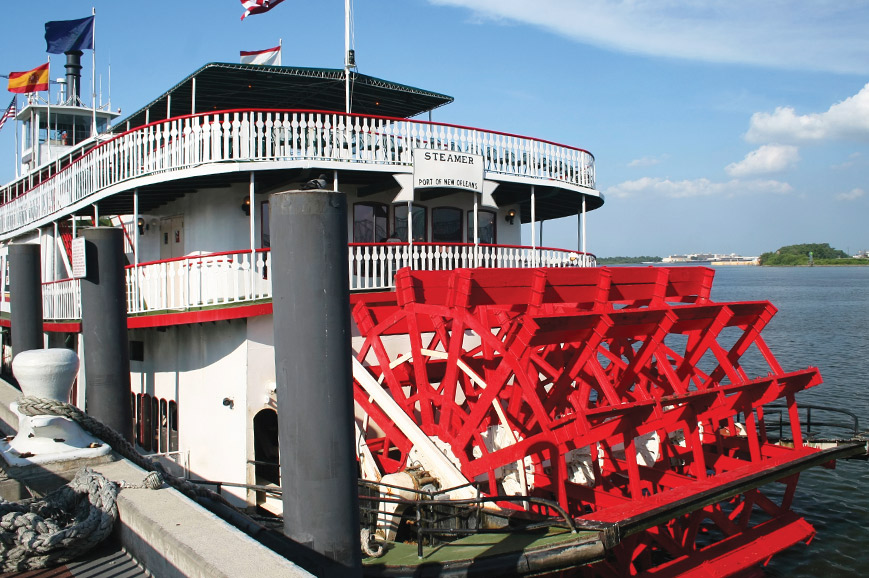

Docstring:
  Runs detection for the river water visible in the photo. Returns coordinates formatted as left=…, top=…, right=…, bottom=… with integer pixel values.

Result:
left=706, top=266, right=869, bottom=575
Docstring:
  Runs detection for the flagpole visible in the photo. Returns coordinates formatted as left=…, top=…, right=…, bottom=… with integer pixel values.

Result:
left=14, top=96, right=20, bottom=179
left=46, top=56, right=52, bottom=161
left=344, top=0, right=351, bottom=114
left=91, top=7, right=97, bottom=138
left=278, top=38, right=282, bottom=66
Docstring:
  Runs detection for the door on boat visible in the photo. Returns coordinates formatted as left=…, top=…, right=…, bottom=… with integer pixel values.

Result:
left=160, top=216, right=184, bottom=307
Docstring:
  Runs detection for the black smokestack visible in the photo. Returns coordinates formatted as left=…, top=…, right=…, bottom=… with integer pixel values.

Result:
left=65, top=50, right=83, bottom=105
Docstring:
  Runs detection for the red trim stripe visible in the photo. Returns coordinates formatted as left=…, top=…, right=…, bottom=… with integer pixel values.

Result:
left=127, top=303, right=273, bottom=329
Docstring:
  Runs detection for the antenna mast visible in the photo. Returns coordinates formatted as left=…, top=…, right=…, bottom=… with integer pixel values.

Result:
left=344, top=0, right=354, bottom=114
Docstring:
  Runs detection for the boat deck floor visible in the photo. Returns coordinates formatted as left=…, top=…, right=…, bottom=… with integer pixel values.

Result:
left=363, top=526, right=605, bottom=576
left=0, top=537, right=149, bottom=578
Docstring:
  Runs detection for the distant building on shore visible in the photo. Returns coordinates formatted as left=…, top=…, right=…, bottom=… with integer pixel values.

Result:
left=663, top=253, right=759, bottom=266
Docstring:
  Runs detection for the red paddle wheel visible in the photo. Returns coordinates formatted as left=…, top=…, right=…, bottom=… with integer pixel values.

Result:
left=352, top=266, right=849, bottom=575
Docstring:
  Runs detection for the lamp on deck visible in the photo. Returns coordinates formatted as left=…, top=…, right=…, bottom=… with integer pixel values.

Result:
left=505, top=209, right=516, bottom=225
left=241, top=197, right=251, bottom=216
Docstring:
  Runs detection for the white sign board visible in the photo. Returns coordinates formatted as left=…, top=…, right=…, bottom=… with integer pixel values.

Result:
left=413, top=149, right=484, bottom=194
left=71, top=237, right=87, bottom=279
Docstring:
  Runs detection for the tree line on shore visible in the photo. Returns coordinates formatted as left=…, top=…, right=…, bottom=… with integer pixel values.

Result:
left=597, top=244, right=867, bottom=266
left=758, top=243, right=866, bottom=266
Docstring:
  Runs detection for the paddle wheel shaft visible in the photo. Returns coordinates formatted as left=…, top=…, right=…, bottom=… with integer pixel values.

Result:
left=352, top=266, right=847, bottom=576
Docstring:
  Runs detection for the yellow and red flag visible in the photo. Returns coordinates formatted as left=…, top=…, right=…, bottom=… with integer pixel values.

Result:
left=7, top=63, right=49, bottom=94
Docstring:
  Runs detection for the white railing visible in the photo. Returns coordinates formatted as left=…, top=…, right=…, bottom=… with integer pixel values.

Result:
left=43, top=278, right=81, bottom=320
left=349, top=243, right=596, bottom=291
left=1, top=110, right=596, bottom=236
left=39, top=244, right=595, bottom=320
left=126, top=250, right=271, bottom=314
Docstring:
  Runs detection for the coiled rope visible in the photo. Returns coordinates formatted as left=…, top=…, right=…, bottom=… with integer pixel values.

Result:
left=0, top=468, right=117, bottom=573
left=13, top=396, right=381, bottom=562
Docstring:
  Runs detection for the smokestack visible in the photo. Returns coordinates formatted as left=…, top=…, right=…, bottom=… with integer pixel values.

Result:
left=65, top=50, right=83, bottom=105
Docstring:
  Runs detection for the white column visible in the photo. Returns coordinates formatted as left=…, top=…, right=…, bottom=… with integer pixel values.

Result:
left=249, top=172, right=256, bottom=293
left=530, top=186, right=537, bottom=266
left=581, top=195, right=587, bottom=265
left=52, top=221, right=58, bottom=281
left=133, top=189, right=140, bottom=267
left=133, top=189, right=140, bottom=312
left=473, top=195, right=479, bottom=267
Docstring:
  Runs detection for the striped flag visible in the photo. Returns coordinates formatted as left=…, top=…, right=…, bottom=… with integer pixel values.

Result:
left=240, top=0, right=286, bottom=20
left=240, top=45, right=281, bottom=66
left=7, top=63, right=50, bottom=94
left=0, top=97, right=15, bottom=133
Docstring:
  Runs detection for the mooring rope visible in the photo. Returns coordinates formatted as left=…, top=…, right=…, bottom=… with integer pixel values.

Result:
left=15, top=396, right=236, bottom=510
left=0, top=467, right=117, bottom=573
left=13, top=395, right=380, bottom=562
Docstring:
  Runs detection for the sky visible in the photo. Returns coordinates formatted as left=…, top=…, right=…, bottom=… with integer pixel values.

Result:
left=1, top=1, right=868, bottom=258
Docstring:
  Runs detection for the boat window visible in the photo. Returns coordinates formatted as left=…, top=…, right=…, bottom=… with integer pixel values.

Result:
left=160, top=399, right=169, bottom=453
left=431, top=207, right=463, bottom=243
left=168, top=400, right=179, bottom=452
left=392, top=205, right=427, bottom=242
left=151, top=396, right=160, bottom=453
left=261, top=201, right=270, bottom=248
left=137, top=393, right=152, bottom=451
left=353, top=203, right=388, bottom=243
left=467, top=210, right=496, bottom=244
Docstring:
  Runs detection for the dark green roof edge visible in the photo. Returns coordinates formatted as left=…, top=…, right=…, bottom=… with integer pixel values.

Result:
left=113, top=62, right=454, bottom=132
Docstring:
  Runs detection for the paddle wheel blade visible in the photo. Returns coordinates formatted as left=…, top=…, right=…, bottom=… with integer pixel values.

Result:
left=352, top=266, right=843, bottom=576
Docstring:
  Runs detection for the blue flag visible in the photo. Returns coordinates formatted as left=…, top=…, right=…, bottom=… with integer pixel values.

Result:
left=45, top=16, right=95, bottom=54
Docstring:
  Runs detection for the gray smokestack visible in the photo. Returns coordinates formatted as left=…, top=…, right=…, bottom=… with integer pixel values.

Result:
left=64, top=50, right=83, bottom=105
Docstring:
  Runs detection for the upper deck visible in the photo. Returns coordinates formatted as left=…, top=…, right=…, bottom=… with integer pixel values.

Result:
left=0, top=63, right=599, bottom=240
left=0, top=108, right=598, bottom=240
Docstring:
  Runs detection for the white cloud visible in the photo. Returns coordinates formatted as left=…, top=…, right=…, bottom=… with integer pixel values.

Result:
left=746, top=83, right=869, bottom=143
left=832, top=152, right=861, bottom=170
left=605, top=176, right=792, bottom=199
left=427, top=1, right=869, bottom=74
left=628, top=155, right=666, bottom=168
left=836, top=188, right=865, bottom=201
left=725, top=145, right=800, bottom=177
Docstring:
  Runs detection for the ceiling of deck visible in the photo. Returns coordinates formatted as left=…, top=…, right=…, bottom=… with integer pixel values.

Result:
left=112, top=63, right=454, bottom=132
left=85, top=168, right=603, bottom=222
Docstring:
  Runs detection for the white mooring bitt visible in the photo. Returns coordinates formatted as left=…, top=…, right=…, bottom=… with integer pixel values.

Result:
left=0, top=348, right=110, bottom=466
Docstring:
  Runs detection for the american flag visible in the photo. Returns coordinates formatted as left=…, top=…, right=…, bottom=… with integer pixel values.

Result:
left=240, top=0, right=286, bottom=20
left=0, top=97, right=15, bottom=133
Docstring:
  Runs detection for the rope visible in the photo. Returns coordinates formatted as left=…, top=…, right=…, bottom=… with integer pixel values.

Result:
left=15, top=396, right=237, bottom=510
left=16, top=396, right=381, bottom=560
left=360, top=527, right=385, bottom=558
left=0, top=468, right=117, bottom=573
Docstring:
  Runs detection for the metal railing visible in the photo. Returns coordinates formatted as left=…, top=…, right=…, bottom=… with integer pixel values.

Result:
left=0, top=110, right=596, bottom=237
left=37, top=243, right=596, bottom=321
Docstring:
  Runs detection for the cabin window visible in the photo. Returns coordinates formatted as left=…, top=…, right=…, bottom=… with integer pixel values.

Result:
left=136, top=393, right=152, bottom=451
left=431, top=207, right=463, bottom=243
left=392, top=205, right=427, bottom=242
left=353, top=203, right=388, bottom=243
left=159, top=399, right=168, bottom=453
left=151, top=396, right=160, bottom=452
left=467, top=210, right=496, bottom=244
left=261, top=201, right=270, bottom=248
left=133, top=393, right=179, bottom=454
left=168, top=401, right=179, bottom=452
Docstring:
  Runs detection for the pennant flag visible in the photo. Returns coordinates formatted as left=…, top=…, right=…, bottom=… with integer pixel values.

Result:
left=45, top=16, right=95, bottom=54
left=240, top=45, right=282, bottom=66
left=7, top=63, right=50, bottom=94
left=0, top=97, right=16, bottom=133
left=240, top=0, right=286, bottom=20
